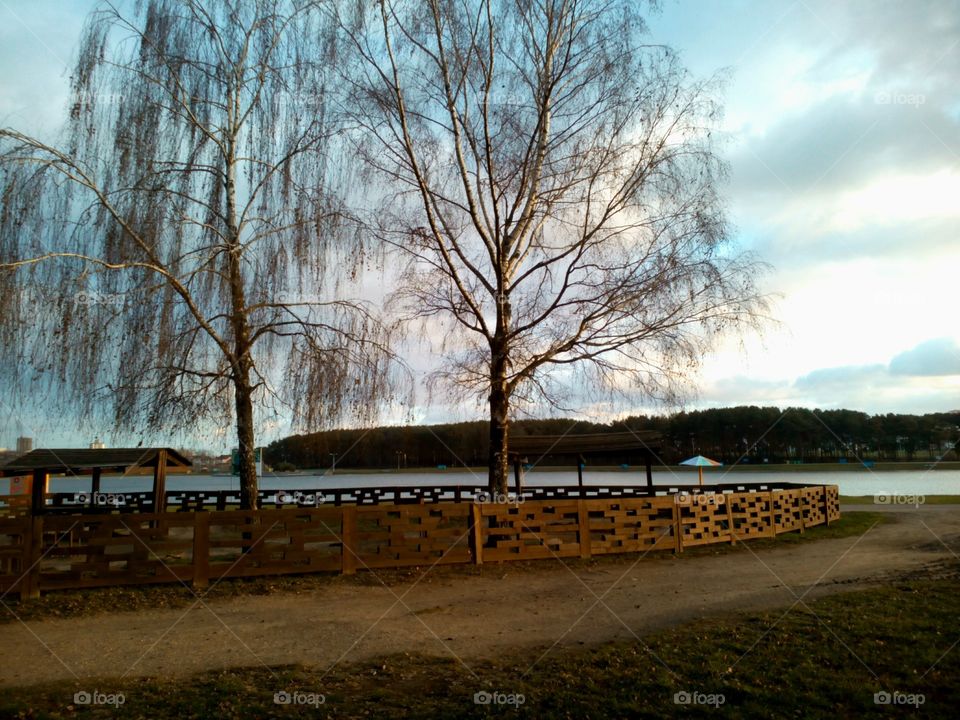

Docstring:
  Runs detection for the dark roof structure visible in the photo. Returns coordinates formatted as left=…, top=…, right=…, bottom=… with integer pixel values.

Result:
left=506, top=431, right=663, bottom=490
left=508, top=431, right=662, bottom=457
left=0, top=448, right=191, bottom=515
left=0, top=448, right=191, bottom=476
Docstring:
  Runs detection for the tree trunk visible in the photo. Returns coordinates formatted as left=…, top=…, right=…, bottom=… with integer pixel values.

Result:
left=234, top=371, right=259, bottom=510
left=488, top=342, right=510, bottom=496
left=223, top=112, right=259, bottom=510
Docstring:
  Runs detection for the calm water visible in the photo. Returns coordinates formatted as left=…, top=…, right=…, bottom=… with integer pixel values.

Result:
left=45, top=468, right=960, bottom=497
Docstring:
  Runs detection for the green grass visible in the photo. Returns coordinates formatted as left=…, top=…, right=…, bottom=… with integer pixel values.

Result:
left=841, top=494, right=960, bottom=505
left=2, top=573, right=959, bottom=718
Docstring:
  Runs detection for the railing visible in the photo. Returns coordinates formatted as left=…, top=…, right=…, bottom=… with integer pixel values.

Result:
left=32, top=480, right=833, bottom=512
left=0, top=485, right=841, bottom=600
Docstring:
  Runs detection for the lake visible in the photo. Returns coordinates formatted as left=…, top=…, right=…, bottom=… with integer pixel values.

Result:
left=46, top=468, right=960, bottom=497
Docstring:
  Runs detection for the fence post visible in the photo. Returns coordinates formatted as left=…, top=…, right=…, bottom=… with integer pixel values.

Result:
left=22, top=514, right=43, bottom=600
left=769, top=491, right=778, bottom=536
left=192, top=512, right=210, bottom=590
left=672, top=498, right=683, bottom=554
left=341, top=506, right=357, bottom=575
left=725, top=497, right=736, bottom=545
left=470, top=503, right=483, bottom=565
left=823, top=486, right=831, bottom=526
left=799, top=490, right=806, bottom=534
left=577, top=500, right=591, bottom=559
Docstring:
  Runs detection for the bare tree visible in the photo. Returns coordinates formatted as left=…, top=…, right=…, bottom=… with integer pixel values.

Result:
left=0, top=0, right=399, bottom=509
left=338, top=0, right=769, bottom=493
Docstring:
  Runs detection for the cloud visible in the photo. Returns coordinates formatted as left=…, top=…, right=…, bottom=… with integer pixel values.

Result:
left=793, top=364, right=889, bottom=392
left=701, top=337, right=960, bottom=414
left=889, top=337, right=960, bottom=377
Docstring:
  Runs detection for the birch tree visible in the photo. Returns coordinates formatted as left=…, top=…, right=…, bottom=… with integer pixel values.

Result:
left=340, top=0, right=768, bottom=493
left=0, top=0, right=397, bottom=509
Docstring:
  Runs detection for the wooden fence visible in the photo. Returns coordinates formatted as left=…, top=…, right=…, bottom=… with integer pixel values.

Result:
left=0, top=485, right=841, bottom=600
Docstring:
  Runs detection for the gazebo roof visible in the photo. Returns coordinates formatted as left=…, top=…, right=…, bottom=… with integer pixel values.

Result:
left=509, top=431, right=662, bottom=457
left=0, top=448, right=192, bottom=477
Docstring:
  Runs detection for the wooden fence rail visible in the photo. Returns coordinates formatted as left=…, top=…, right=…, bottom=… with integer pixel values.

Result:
left=0, top=485, right=841, bottom=600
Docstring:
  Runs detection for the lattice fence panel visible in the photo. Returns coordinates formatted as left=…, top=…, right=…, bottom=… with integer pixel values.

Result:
left=355, top=505, right=471, bottom=569
left=0, top=516, right=30, bottom=593
left=480, top=501, right=581, bottom=561
left=677, top=494, right=731, bottom=547
left=586, top=498, right=675, bottom=555
left=207, top=508, right=343, bottom=578
left=37, top=514, right=195, bottom=590
left=728, top=491, right=775, bottom=541
left=801, top=487, right=827, bottom=527
left=772, top=490, right=804, bottom=534
left=825, top=485, right=841, bottom=522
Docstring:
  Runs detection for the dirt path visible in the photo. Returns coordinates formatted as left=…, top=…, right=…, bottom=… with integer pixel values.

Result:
left=2, top=504, right=958, bottom=688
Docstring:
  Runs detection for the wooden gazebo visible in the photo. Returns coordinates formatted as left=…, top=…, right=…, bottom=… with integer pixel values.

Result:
left=0, top=448, right=192, bottom=514
left=508, top=431, right=662, bottom=491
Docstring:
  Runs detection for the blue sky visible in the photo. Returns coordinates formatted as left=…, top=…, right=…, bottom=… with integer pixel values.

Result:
left=0, top=0, right=958, bottom=449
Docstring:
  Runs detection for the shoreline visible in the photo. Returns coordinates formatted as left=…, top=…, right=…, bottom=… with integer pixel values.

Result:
left=252, top=460, right=960, bottom=476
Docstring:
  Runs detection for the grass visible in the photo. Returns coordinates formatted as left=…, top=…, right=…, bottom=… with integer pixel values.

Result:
left=841, top=494, right=960, bottom=505
left=2, top=572, right=958, bottom=718
left=0, top=512, right=885, bottom=626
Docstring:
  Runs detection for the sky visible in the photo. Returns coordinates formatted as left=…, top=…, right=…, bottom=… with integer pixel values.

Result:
left=0, top=0, right=958, bottom=449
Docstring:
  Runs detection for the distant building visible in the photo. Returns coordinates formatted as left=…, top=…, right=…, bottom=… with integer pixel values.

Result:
left=89, top=438, right=106, bottom=449
left=16, top=437, right=32, bottom=455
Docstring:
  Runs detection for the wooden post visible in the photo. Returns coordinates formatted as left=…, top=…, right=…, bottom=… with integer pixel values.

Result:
left=577, top=455, right=585, bottom=488
left=30, top=471, right=47, bottom=516
left=341, top=506, right=357, bottom=575
left=513, top=458, right=522, bottom=497
left=767, top=491, right=777, bottom=536
left=725, top=496, right=736, bottom=545
left=152, top=450, right=168, bottom=514
left=823, top=486, right=831, bottom=526
left=192, top=512, right=210, bottom=590
left=91, top=467, right=101, bottom=495
left=672, top=497, right=683, bottom=553
left=645, top=455, right=653, bottom=492
left=470, top=503, right=483, bottom=565
left=577, top=500, right=591, bottom=558
left=798, top=491, right=806, bottom=534
left=23, top=514, right=43, bottom=599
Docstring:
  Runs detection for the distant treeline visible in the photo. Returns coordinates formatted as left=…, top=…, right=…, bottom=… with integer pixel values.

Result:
left=265, top=407, right=960, bottom=470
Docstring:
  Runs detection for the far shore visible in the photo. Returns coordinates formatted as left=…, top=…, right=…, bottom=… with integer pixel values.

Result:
left=238, top=460, right=960, bottom=476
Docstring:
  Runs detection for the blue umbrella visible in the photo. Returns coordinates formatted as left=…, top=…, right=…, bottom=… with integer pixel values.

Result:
left=679, top=455, right=722, bottom=486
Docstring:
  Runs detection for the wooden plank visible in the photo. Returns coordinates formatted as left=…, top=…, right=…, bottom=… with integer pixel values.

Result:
left=726, top=497, right=736, bottom=544
left=672, top=499, right=682, bottom=553
left=341, top=506, right=356, bottom=575
left=471, top=502, right=484, bottom=565
left=25, top=515, right=43, bottom=599
left=192, top=512, right=209, bottom=590
left=153, top=450, right=168, bottom=514
left=577, top=500, right=591, bottom=558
